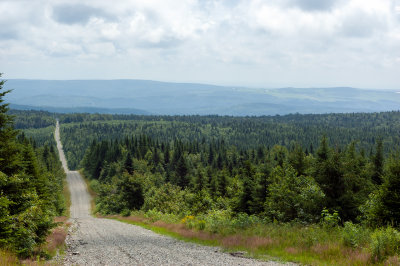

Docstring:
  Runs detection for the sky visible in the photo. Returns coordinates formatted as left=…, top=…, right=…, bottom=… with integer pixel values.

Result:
left=0, top=0, right=399, bottom=89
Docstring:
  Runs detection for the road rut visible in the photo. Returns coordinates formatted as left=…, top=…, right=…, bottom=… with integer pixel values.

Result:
left=55, top=121, right=286, bottom=265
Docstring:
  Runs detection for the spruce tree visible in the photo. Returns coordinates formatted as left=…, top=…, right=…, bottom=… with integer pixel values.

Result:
left=288, top=143, right=306, bottom=176
left=124, top=152, right=134, bottom=174
left=0, top=74, right=56, bottom=256
left=372, top=139, right=384, bottom=185
left=378, top=155, right=400, bottom=226
left=0, top=74, right=20, bottom=175
left=250, top=164, right=271, bottom=214
left=314, top=136, right=346, bottom=215
left=237, top=161, right=255, bottom=214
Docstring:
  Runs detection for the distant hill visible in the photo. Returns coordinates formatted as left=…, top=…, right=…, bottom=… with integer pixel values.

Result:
left=4, top=79, right=400, bottom=115
left=9, top=104, right=150, bottom=115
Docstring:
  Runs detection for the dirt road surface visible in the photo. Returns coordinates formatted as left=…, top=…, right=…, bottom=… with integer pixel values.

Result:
left=55, top=121, right=288, bottom=265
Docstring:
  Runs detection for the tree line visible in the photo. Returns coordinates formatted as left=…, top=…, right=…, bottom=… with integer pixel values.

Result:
left=58, top=111, right=400, bottom=170
left=79, top=130, right=398, bottom=227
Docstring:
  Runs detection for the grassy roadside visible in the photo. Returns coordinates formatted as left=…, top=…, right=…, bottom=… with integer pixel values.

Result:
left=106, top=213, right=400, bottom=265
left=82, top=176, right=399, bottom=265
left=106, top=213, right=370, bottom=265
left=0, top=250, right=20, bottom=265
left=105, top=214, right=283, bottom=262
left=62, top=178, right=71, bottom=218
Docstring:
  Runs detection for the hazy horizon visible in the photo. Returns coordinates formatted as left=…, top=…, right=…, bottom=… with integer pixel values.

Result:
left=5, top=79, right=400, bottom=116
left=4, top=78, right=398, bottom=92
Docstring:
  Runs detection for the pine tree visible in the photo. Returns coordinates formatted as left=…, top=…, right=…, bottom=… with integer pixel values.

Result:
left=288, top=143, right=306, bottom=176
left=0, top=74, right=58, bottom=256
left=124, top=152, right=134, bottom=174
left=378, top=155, right=400, bottom=226
left=250, top=164, right=271, bottom=214
left=216, top=170, right=228, bottom=197
left=237, top=161, right=255, bottom=214
left=117, top=173, right=144, bottom=211
left=193, top=169, right=207, bottom=191
left=0, top=74, right=20, bottom=175
left=175, top=154, right=189, bottom=188
left=372, top=139, right=384, bottom=185
left=314, top=137, right=346, bottom=214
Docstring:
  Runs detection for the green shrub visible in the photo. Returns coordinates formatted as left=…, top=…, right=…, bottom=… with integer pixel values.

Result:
left=142, top=183, right=188, bottom=215
left=181, top=215, right=196, bottom=229
left=370, top=227, right=400, bottom=262
left=202, top=209, right=232, bottom=234
left=144, top=209, right=180, bottom=223
left=231, top=213, right=262, bottom=230
left=320, top=208, right=340, bottom=229
left=89, top=179, right=101, bottom=193
left=120, top=208, right=131, bottom=217
left=196, top=219, right=206, bottom=230
left=341, top=222, right=370, bottom=248
left=265, top=165, right=325, bottom=223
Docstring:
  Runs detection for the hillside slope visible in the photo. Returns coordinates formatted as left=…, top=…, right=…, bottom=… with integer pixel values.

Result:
left=5, top=79, right=400, bottom=115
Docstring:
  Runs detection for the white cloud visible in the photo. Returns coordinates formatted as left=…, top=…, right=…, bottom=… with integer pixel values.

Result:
left=0, top=0, right=399, bottom=89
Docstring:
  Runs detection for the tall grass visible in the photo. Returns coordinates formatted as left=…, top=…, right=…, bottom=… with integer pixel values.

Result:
left=0, top=250, right=20, bottom=265
left=44, top=217, right=69, bottom=257
left=108, top=210, right=400, bottom=265
left=62, top=178, right=71, bottom=217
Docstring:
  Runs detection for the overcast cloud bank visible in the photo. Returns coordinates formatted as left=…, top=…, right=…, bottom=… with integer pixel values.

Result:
left=0, top=0, right=399, bottom=88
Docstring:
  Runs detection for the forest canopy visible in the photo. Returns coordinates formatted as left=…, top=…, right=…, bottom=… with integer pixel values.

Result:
left=45, top=110, right=400, bottom=228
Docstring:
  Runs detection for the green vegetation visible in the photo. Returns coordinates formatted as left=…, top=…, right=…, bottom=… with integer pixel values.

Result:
left=78, top=132, right=394, bottom=227
left=9, top=109, right=56, bottom=129
left=9, top=109, right=57, bottom=147
left=0, top=75, right=66, bottom=259
left=52, top=111, right=400, bottom=263
left=111, top=212, right=377, bottom=265
left=6, top=93, right=400, bottom=263
left=58, top=111, right=400, bottom=170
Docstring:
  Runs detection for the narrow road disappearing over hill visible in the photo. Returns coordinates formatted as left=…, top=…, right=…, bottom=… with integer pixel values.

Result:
left=55, top=121, right=285, bottom=265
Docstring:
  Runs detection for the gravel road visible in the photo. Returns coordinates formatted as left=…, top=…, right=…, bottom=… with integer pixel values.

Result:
left=55, top=121, right=289, bottom=265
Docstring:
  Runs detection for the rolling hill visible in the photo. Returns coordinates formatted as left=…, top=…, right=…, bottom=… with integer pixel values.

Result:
left=4, top=79, right=400, bottom=115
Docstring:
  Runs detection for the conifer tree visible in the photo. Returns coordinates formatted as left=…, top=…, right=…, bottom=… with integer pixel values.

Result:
left=193, top=169, right=207, bottom=191
left=314, top=137, right=346, bottom=214
left=378, top=155, right=400, bottom=226
left=0, top=74, right=20, bottom=175
left=288, top=143, right=306, bottom=176
left=237, top=160, right=255, bottom=214
left=0, top=74, right=61, bottom=256
left=124, top=152, right=134, bottom=174
left=372, top=139, right=384, bottom=185
left=250, top=164, right=271, bottom=214
left=175, top=154, right=189, bottom=188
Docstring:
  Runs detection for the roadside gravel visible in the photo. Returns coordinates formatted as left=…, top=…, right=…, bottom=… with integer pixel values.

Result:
left=56, top=121, right=292, bottom=265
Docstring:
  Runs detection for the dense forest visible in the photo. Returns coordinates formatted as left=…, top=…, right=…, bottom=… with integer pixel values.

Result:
left=57, top=111, right=400, bottom=170
left=7, top=109, right=400, bottom=227
left=55, top=111, right=400, bottom=262
left=78, top=130, right=398, bottom=226
left=41, top=111, right=399, bottom=227
left=5, top=101, right=400, bottom=262
left=0, top=79, right=65, bottom=257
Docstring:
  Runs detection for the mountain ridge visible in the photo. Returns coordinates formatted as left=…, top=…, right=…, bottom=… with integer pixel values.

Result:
left=5, top=79, right=400, bottom=115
